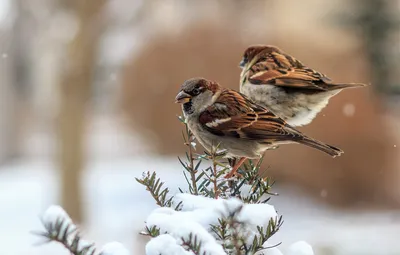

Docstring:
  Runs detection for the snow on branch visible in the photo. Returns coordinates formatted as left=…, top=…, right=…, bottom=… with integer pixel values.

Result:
left=32, top=205, right=130, bottom=255
left=142, top=193, right=282, bottom=255
left=31, top=116, right=315, bottom=255
left=137, top=118, right=314, bottom=255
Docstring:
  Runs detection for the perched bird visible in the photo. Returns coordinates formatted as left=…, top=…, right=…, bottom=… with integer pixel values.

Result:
left=175, top=78, right=343, bottom=178
left=239, top=45, right=366, bottom=127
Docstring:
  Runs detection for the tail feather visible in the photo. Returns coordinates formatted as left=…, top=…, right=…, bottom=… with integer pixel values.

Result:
left=328, top=82, right=367, bottom=90
left=298, top=137, right=343, bottom=158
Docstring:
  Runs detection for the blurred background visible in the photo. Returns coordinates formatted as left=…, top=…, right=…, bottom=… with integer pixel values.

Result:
left=1, top=0, right=400, bottom=254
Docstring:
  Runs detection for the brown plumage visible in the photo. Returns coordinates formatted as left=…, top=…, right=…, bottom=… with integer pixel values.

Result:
left=239, top=45, right=367, bottom=126
left=176, top=78, right=343, bottom=178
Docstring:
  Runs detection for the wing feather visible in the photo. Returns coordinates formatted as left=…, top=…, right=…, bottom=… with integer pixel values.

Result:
left=198, top=90, right=304, bottom=142
left=244, top=51, right=339, bottom=91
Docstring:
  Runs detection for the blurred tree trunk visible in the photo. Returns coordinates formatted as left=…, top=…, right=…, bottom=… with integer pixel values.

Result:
left=58, top=0, right=104, bottom=223
left=0, top=0, right=18, bottom=164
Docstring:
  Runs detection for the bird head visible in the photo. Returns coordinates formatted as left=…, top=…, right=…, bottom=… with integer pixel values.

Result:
left=175, top=78, right=221, bottom=115
left=239, top=44, right=282, bottom=69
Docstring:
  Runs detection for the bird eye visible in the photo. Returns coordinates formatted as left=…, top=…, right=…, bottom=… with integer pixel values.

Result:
left=192, top=88, right=201, bottom=95
left=239, top=57, right=247, bottom=68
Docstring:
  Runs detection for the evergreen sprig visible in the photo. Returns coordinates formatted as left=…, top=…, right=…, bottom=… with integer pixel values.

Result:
left=181, top=233, right=205, bottom=255
left=140, top=225, right=161, bottom=237
left=197, top=144, right=230, bottom=199
left=229, top=158, right=278, bottom=204
left=178, top=115, right=202, bottom=195
left=209, top=205, right=283, bottom=254
left=137, top=117, right=283, bottom=254
left=135, top=171, right=173, bottom=207
left=32, top=217, right=97, bottom=255
left=34, top=114, right=284, bottom=255
left=248, top=216, right=284, bottom=253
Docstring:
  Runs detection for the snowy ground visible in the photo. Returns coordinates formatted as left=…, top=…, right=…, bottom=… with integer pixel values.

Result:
left=2, top=116, right=400, bottom=255
left=2, top=158, right=400, bottom=255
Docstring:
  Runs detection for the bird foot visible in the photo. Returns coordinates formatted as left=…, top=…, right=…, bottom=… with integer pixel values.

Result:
left=224, top=170, right=243, bottom=179
left=224, top=157, right=247, bottom=179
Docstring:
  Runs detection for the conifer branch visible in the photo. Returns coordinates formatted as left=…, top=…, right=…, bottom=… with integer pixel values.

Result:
left=181, top=233, right=205, bottom=255
left=135, top=171, right=172, bottom=207
left=178, top=115, right=200, bottom=195
left=33, top=217, right=96, bottom=255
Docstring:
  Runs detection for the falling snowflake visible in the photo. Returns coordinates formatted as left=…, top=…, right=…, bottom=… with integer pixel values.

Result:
left=343, top=103, right=355, bottom=117
left=110, top=73, right=117, bottom=81
left=320, top=189, right=328, bottom=198
left=2, top=53, right=7, bottom=59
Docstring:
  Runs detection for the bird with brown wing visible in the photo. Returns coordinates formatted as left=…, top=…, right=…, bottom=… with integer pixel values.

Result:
left=175, top=78, right=343, bottom=178
left=239, top=45, right=366, bottom=127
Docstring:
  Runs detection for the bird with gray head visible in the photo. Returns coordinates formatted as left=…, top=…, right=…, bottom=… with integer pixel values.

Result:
left=239, top=45, right=367, bottom=127
left=175, top=77, right=343, bottom=178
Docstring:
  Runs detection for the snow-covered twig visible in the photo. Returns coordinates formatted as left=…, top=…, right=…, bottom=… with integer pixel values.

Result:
left=138, top=117, right=315, bottom=255
left=100, top=242, right=130, bottom=255
left=142, top=194, right=282, bottom=255
left=33, top=205, right=96, bottom=255
left=33, top=205, right=130, bottom=255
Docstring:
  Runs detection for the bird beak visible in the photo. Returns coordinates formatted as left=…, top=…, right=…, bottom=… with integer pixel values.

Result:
left=175, top=91, right=192, bottom=104
left=239, top=59, right=246, bottom=68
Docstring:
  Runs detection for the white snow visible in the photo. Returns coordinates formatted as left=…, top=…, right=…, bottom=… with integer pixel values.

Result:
left=41, top=206, right=131, bottom=255
left=145, top=193, right=279, bottom=254
left=237, top=203, right=277, bottom=229
left=77, top=240, right=96, bottom=253
left=2, top=116, right=400, bottom=254
left=3, top=153, right=400, bottom=255
left=41, top=205, right=74, bottom=240
left=172, top=193, right=277, bottom=229
left=255, top=242, right=283, bottom=255
left=146, top=234, right=193, bottom=255
left=100, top=242, right=130, bottom=255
left=145, top=207, right=226, bottom=255
left=42, top=205, right=72, bottom=226
left=254, top=241, right=314, bottom=255
left=40, top=205, right=97, bottom=254
left=287, top=241, right=314, bottom=255
left=261, top=248, right=284, bottom=255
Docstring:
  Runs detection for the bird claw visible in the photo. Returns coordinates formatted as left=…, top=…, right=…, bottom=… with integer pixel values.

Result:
left=224, top=170, right=243, bottom=179
left=224, top=173, right=240, bottom=179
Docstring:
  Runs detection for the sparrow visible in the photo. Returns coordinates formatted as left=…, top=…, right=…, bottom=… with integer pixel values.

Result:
left=239, top=45, right=366, bottom=127
left=175, top=78, right=343, bottom=178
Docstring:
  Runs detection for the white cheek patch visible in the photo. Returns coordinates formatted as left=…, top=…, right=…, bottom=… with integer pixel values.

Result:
left=205, top=118, right=231, bottom=128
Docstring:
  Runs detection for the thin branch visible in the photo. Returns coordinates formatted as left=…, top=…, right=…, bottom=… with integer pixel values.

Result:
left=212, top=158, right=218, bottom=199
left=33, top=217, right=96, bottom=255
left=135, top=172, right=172, bottom=207
left=186, top=125, right=199, bottom=195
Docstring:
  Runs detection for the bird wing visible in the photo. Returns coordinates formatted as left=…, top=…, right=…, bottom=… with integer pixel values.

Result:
left=198, top=89, right=303, bottom=141
left=244, top=51, right=336, bottom=91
